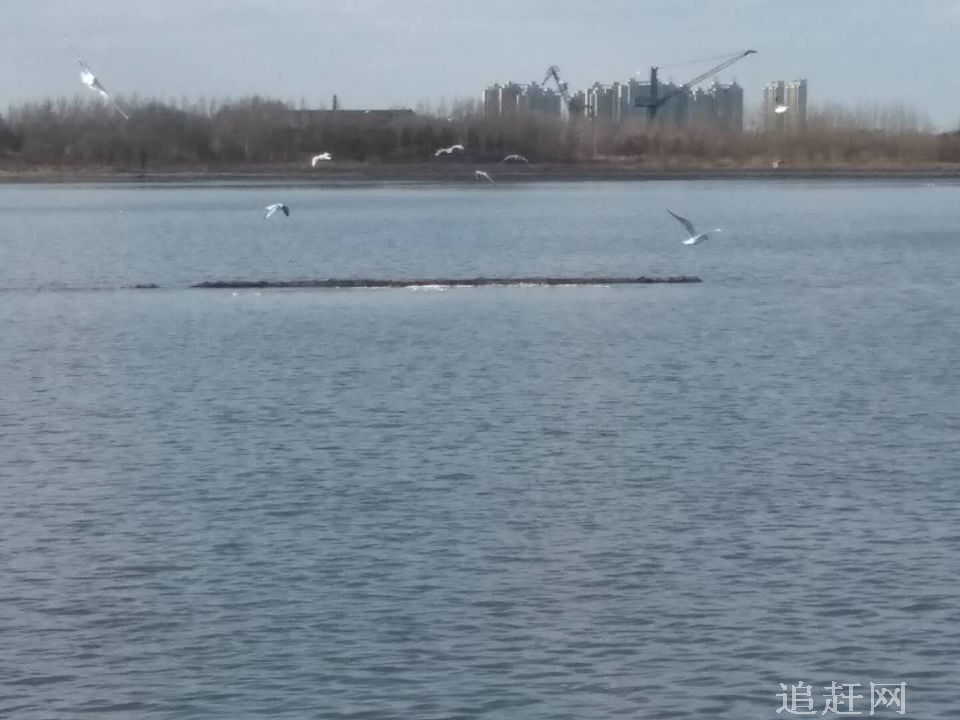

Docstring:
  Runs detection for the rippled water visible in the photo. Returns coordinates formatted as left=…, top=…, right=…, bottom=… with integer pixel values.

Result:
left=1, top=181, right=958, bottom=718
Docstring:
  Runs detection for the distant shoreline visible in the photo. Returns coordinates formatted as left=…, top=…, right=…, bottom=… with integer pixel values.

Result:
left=189, top=276, right=702, bottom=289
left=2, top=162, right=960, bottom=184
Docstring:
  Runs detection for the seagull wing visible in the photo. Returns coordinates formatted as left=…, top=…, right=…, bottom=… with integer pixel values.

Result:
left=70, top=36, right=107, bottom=92
left=77, top=58, right=95, bottom=80
left=281, top=205, right=290, bottom=216
left=64, top=35, right=87, bottom=64
left=78, top=60, right=108, bottom=96
left=666, top=209, right=698, bottom=237
left=111, top=99, right=130, bottom=120
left=265, top=204, right=278, bottom=219
left=75, top=52, right=127, bottom=117
left=89, top=77, right=110, bottom=99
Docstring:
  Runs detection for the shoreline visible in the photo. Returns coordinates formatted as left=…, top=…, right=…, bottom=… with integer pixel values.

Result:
left=2, top=162, right=960, bottom=185
left=189, top=276, right=702, bottom=289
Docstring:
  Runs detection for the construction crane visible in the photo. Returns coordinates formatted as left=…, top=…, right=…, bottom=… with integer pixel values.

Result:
left=542, top=65, right=590, bottom=117
left=635, top=49, right=756, bottom=121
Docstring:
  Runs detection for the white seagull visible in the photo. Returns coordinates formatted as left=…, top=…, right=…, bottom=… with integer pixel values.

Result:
left=474, top=170, right=494, bottom=182
left=65, top=36, right=129, bottom=120
left=265, top=203, right=290, bottom=219
left=774, top=104, right=789, bottom=114
left=311, top=152, right=332, bottom=166
left=500, top=154, right=530, bottom=164
left=434, top=144, right=465, bottom=157
left=666, top=209, right=722, bottom=245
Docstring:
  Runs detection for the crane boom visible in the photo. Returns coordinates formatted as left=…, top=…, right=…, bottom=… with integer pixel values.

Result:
left=542, top=65, right=587, bottom=116
left=635, top=49, right=756, bottom=121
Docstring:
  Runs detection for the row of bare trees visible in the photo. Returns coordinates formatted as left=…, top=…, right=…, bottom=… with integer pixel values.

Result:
left=1, top=95, right=959, bottom=169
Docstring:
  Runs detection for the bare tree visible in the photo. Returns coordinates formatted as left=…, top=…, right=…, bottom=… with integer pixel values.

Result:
left=0, top=93, right=951, bottom=170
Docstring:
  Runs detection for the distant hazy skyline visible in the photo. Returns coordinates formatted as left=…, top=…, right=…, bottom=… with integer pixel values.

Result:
left=2, top=0, right=959, bottom=128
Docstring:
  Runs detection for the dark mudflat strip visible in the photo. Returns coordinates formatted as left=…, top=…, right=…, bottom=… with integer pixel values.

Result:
left=191, top=276, right=701, bottom=289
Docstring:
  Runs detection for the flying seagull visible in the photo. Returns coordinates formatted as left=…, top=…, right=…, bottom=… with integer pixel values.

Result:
left=500, top=154, right=530, bottom=164
left=774, top=104, right=789, bottom=114
left=311, top=152, right=332, bottom=166
left=666, top=209, right=722, bottom=245
left=434, top=144, right=465, bottom=157
left=64, top=36, right=129, bottom=120
left=265, top=203, right=290, bottom=219
left=474, top=170, right=494, bottom=182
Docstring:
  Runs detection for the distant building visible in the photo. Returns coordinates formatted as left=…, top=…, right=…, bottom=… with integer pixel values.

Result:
left=587, top=82, right=629, bottom=123
left=627, top=78, right=689, bottom=126
left=570, top=90, right=589, bottom=118
left=762, top=81, right=786, bottom=131
left=481, top=75, right=744, bottom=130
left=499, top=83, right=523, bottom=115
left=692, top=81, right=744, bottom=132
left=482, top=85, right=501, bottom=118
left=691, top=87, right=714, bottom=127
left=763, top=79, right=807, bottom=131
left=520, top=83, right=563, bottom=116
left=483, top=82, right=562, bottom=118
left=785, top=79, right=808, bottom=130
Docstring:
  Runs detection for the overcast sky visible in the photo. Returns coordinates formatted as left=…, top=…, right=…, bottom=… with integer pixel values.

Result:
left=2, top=0, right=959, bottom=128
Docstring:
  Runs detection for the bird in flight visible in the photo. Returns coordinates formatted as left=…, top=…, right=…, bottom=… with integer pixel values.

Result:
left=265, top=203, right=290, bottom=219
left=499, top=154, right=530, bottom=164
left=311, top=152, right=332, bottom=166
left=474, top=170, right=494, bottom=182
left=666, top=209, right=722, bottom=245
left=435, top=144, right=465, bottom=157
left=64, top=36, right=129, bottom=120
left=774, top=104, right=789, bottom=114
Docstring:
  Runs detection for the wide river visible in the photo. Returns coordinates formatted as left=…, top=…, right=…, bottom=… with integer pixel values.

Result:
left=1, top=180, right=957, bottom=719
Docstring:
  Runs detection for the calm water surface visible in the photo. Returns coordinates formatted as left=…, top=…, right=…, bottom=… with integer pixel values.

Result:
left=1, top=181, right=958, bottom=719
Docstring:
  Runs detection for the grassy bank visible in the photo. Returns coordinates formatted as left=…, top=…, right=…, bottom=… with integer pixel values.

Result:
left=3, top=160, right=960, bottom=185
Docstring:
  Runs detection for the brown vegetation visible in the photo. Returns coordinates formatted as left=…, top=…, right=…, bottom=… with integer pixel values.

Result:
left=1, top=95, right=958, bottom=172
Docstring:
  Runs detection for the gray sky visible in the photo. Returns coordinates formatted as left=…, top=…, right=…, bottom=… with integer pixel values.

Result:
left=3, top=0, right=959, bottom=128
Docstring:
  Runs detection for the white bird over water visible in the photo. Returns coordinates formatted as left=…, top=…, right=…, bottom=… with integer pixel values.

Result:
left=311, top=152, right=332, bottom=166
left=500, top=154, right=529, bottom=164
left=774, top=104, right=789, bottom=114
left=666, top=209, right=722, bottom=245
left=474, top=170, right=494, bottom=182
left=434, top=144, right=464, bottom=156
left=265, top=203, right=290, bottom=219
left=64, top=36, right=129, bottom=120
